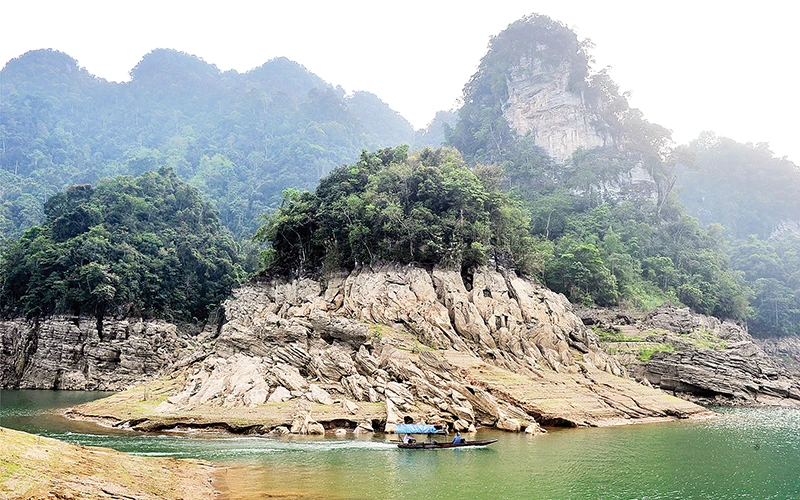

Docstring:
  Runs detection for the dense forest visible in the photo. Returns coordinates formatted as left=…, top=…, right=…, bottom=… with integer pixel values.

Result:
left=0, top=49, right=446, bottom=242
left=257, top=146, right=536, bottom=277
left=0, top=168, right=243, bottom=324
left=676, top=134, right=800, bottom=337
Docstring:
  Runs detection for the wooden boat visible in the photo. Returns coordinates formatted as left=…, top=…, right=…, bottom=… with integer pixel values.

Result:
left=394, top=423, right=496, bottom=450
left=397, top=439, right=497, bottom=450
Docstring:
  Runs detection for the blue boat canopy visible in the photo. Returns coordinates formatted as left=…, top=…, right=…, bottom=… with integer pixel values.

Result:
left=395, top=424, right=443, bottom=434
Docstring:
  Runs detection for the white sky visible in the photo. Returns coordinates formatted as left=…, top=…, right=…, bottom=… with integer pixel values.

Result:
left=3, top=1, right=799, bottom=163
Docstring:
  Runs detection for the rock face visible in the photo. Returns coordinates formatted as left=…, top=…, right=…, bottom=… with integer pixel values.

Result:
left=145, top=264, right=707, bottom=431
left=756, top=337, right=800, bottom=373
left=501, top=54, right=658, bottom=205
left=0, top=317, right=204, bottom=390
left=584, top=307, right=800, bottom=405
left=503, top=57, right=606, bottom=163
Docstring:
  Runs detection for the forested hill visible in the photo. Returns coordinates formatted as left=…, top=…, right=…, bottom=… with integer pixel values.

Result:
left=676, top=134, right=800, bottom=337
left=444, top=15, right=752, bottom=324
left=0, top=49, right=441, bottom=241
left=0, top=168, right=244, bottom=324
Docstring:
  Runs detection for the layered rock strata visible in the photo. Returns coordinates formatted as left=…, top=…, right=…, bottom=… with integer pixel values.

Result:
left=585, top=307, right=800, bottom=405
left=0, top=317, right=205, bottom=390
left=76, top=264, right=707, bottom=433
left=756, top=337, right=800, bottom=374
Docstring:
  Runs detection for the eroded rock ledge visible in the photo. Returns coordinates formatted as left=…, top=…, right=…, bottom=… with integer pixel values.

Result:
left=583, top=307, right=800, bottom=406
left=0, top=317, right=206, bottom=390
left=71, top=264, right=708, bottom=433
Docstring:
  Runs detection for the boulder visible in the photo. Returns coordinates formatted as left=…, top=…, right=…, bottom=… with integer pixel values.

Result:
left=354, top=421, right=374, bottom=434
left=453, top=419, right=471, bottom=432
left=307, top=422, right=326, bottom=435
left=309, top=311, right=369, bottom=348
left=270, top=364, right=308, bottom=392
left=267, top=386, right=291, bottom=403
left=306, top=384, right=335, bottom=405
left=496, top=415, right=521, bottom=432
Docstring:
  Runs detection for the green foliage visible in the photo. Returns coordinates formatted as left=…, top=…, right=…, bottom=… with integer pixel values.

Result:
left=680, top=133, right=800, bottom=238
left=510, top=179, right=750, bottom=320
left=731, top=235, right=800, bottom=337
left=637, top=344, right=674, bottom=361
left=0, top=168, right=244, bottom=322
left=546, top=239, right=618, bottom=306
left=676, top=134, right=800, bottom=336
left=0, top=49, right=434, bottom=242
left=255, top=146, right=540, bottom=277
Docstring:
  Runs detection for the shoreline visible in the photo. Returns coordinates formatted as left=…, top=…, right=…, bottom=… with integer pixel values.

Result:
left=60, top=396, right=717, bottom=440
left=0, top=426, right=218, bottom=499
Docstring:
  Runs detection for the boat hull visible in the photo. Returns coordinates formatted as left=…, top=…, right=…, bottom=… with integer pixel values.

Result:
left=397, top=439, right=498, bottom=450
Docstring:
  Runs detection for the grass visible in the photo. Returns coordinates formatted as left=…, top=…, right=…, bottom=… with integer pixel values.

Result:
left=637, top=344, right=675, bottom=361
left=368, top=322, right=387, bottom=341
left=691, top=327, right=727, bottom=350
left=593, top=327, right=646, bottom=343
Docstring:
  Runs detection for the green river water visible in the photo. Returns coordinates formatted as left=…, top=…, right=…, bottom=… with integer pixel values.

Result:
left=2, top=390, right=800, bottom=499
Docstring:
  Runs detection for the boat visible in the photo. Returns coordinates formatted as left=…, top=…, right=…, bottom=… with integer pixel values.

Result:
left=394, top=423, right=497, bottom=450
left=397, top=439, right=498, bottom=450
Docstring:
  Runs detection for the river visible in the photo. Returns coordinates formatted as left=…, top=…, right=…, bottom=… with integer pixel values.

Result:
left=2, top=390, right=799, bottom=499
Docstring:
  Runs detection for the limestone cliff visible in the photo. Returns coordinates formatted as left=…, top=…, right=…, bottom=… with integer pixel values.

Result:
left=754, top=337, right=800, bottom=374
left=503, top=57, right=606, bottom=163
left=70, top=264, right=707, bottom=434
left=584, top=307, right=800, bottom=405
left=0, top=317, right=205, bottom=390
left=501, top=53, right=657, bottom=203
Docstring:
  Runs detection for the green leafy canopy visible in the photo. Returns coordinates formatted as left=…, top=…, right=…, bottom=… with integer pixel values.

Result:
left=0, top=168, right=245, bottom=323
left=255, top=146, right=539, bottom=277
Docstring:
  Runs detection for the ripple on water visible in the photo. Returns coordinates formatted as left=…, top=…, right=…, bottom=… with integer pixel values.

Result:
left=4, top=391, right=800, bottom=500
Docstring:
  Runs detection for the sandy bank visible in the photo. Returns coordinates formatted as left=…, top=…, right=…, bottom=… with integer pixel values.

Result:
left=0, top=426, right=216, bottom=499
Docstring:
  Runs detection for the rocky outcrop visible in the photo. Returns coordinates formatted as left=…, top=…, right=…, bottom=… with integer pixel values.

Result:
left=504, top=57, right=606, bottom=163
left=0, top=317, right=205, bottom=390
left=101, top=264, right=707, bottom=434
left=754, top=337, right=800, bottom=374
left=584, top=307, right=800, bottom=406
left=502, top=53, right=658, bottom=204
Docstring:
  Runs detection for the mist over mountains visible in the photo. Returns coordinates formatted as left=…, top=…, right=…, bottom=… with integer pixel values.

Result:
left=0, top=48, right=451, bottom=240
left=3, top=13, right=800, bottom=337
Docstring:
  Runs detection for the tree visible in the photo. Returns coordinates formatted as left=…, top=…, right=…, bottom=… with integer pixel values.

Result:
left=0, top=168, right=245, bottom=324
left=254, top=147, right=542, bottom=278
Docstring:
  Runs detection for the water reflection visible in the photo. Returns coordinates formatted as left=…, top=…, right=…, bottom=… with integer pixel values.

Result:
left=3, top=391, right=800, bottom=499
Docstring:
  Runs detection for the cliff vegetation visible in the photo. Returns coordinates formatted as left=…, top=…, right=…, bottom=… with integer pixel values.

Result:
left=445, top=14, right=750, bottom=321
left=256, top=146, right=538, bottom=277
left=0, top=168, right=244, bottom=323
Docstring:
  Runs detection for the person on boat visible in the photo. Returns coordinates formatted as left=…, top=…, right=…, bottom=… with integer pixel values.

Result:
left=452, top=432, right=465, bottom=444
left=403, top=433, right=416, bottom=444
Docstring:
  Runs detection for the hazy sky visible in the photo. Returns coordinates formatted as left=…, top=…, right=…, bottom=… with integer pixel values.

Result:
left=3, top=1, right=799, bottom=163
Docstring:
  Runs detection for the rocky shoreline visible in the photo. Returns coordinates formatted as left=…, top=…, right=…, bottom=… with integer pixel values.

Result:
left=0, top=426, right=217, bottom=499
left=582, top=307, right=800, bottom=406
left=12, top=264, right=800, bottom=437
left=47, top=264, right=712, bottom=435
